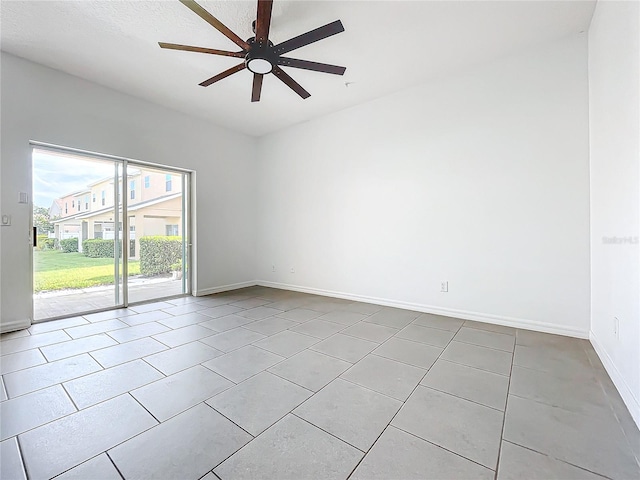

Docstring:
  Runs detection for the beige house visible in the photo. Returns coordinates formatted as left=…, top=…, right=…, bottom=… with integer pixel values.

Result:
left=53, top=169, right=182, bottom=259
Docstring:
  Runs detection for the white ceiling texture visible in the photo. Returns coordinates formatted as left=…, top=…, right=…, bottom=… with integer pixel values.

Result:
left=1, top=0, right=596, bottom=136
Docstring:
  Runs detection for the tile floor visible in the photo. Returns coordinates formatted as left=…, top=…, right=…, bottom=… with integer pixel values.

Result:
left=1, top=286, right=639, bottom=480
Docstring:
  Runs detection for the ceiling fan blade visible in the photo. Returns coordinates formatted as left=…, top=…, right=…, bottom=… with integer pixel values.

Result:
left=179, top=0, right=250, bottom=50
left=199, top=63, right=246, bottom=87
left=255, top=0, right=273, bottom=44
left=251, top=74, right=264, bottom=102
left=272, top=66, right=310, bottom=99
left=276, top=57, right=346, bottom=75
left=159, top=42, right=245, bottom=58
left=272, top=20, right=344, bottom=56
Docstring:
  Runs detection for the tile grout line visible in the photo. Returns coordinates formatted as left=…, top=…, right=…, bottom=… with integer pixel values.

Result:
left=366, top=351, right=435, bottom=371
left=390, top=332, right=452, bottom=349
left=14, top=433, right=29, bottom=480
left=59, top=382, right=81, bottom=412
left=493, top=337, right=516, bottom=480
left=500, top=439, right=615, bottom=479
left=435, top=357, right=511, bottom=377
left=450, top=337, right=515, bottom=354
left=391, top=424, right=497, bottom=473
left=202, top=401, right=256, bottom=439
left=434, top=355, right=511, bottom=377
left=418, top=383, right=507, bottom=414
left=138, top=357, right=169, bottom=378
left=505, top=389, right=615, bottom=416
left=127, top=391, right=162, bottom=424
left=291, top=412, right=367, bottom=454
left=199, top=362, right=242, bottom=386
left=337, top=376, right=411, bottom=404
left=307, top=344, right=367, bottom=365
left=105, top=451, right=126, bottom=480
left=264, top=368, right=328, bottom=394
left=198, top=403, right=262, bottom=476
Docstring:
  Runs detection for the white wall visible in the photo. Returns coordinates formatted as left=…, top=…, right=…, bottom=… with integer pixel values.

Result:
left=588, top=0, right=640, bottom=426
left=256, top=35, right=591, bottom=337
left=0, top=53, right=258, bottom=332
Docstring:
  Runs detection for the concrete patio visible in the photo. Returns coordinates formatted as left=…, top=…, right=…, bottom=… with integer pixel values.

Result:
left=34, top=276, right=185, bottom=321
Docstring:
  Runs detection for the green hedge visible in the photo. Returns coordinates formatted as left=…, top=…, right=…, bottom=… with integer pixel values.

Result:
left=82, top=239, right=121, bottom=258
left=36, top=235, right=56, bottom=250
left=60, top=238, right=78, bottom=253
left=36, top=234, right=48, bottom=249
left=139, top=236, right=182, bottom=276
left=43, top=238, right=57, bottom=250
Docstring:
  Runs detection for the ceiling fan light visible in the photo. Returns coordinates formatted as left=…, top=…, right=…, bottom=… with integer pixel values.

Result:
left=246, top=57, right=272, bottom=74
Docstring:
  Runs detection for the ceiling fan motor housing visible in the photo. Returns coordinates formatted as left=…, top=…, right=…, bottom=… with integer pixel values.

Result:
left=245, top=37, right=275, bottom=74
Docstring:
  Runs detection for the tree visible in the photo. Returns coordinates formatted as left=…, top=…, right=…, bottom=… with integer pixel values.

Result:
left=33, top=205, right=56, bottom=234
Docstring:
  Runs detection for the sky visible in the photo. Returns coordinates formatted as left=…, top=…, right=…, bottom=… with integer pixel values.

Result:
left=32, top=149, right=118, bottom=208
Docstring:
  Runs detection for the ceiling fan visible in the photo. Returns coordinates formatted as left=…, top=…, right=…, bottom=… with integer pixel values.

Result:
left=159, top=0, right=346, bottom=102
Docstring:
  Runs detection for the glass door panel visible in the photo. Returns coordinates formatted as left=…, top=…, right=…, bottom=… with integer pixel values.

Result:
left=125, top=165, right=189, bottom=304
left=32, top=148, right=123, bottom=321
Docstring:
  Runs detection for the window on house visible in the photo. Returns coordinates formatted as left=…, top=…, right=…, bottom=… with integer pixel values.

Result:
left=130, top=180, right=135, bottom=200
left=165, top=174, right=172, bottom=192
left=166, top=224, right=179, bottom=236
left=92, top=193, right=96, bottom=203
left=85, top=195, right=89, bottom=210
left=72, top=200, right=75, bottom=208
left=101, top=190, right=106, bottom=206
left=144, top=176, right=150, bottom=188
left=77, top=201, right=80, bottom=211
left=65, top=203, right=68, bottom=214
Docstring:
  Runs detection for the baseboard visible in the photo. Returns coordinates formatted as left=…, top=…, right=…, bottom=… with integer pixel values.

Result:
left=195, top=281, right=257, bottom=297
left=0, top=318, right=31, bottom=334
left=590, top=331, right=640, bottom=428
left=256, top=280, right=589, bottom=339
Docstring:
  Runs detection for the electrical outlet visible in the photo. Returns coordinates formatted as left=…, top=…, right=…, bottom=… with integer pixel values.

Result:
left=440, top=281, right=448, bottom=293
left=1, top=214, right=10, bottom=226
left=614, top=317, right=620, bottom=339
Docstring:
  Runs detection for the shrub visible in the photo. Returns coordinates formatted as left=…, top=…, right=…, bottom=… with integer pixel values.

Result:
left=35, top=235, right=55, bottom=250
left=60, top=238, right=78, bottom=253
left=139, top=236, right=182, bottom=276
left=42, top=238, right=56, bottom=250
left=83, top=239, right=122, bottom=258
left=36, top=234, right=48, bottom=250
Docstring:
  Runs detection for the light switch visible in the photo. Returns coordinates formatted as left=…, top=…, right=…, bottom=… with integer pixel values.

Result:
left=1, top=214, right=11, bottom=226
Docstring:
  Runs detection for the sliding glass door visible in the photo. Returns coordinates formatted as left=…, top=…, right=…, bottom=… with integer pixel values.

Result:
left=32, top=146, right=190, bottom=322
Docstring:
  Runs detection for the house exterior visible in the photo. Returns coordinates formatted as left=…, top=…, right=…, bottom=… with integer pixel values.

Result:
left=52, top=168, right=183, bottom=259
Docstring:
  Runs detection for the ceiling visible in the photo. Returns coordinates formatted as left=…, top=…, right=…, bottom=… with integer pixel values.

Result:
left=1, top=0, right=596, bottom=137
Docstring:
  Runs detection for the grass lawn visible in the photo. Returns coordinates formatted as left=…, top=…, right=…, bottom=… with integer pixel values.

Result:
left=35, top=250, right=140, bottom=292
